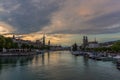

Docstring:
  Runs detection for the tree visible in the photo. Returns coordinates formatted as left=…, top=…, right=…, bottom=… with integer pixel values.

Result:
left=111, top=41, right=120, bottom=52
left=72, top=43, right=78, bottom=51
left=0, top=35, right=6, bottom=48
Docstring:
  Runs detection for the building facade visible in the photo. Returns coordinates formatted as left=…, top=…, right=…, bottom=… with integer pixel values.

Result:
left=88, top=41, right=99, bottom=48
left=82, top=36, right=99, bottom=48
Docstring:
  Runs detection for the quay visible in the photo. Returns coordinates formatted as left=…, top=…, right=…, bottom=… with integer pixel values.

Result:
left=0, top=49, right=36, bottom=57
left=0, top=52, right=35, bottom=57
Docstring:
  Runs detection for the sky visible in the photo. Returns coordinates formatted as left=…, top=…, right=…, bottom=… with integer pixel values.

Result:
left=0, top=0, right=120, bottom=46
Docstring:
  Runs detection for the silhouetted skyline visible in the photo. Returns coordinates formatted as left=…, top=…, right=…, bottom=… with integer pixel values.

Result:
left=0, top=0, right=120, bottom=45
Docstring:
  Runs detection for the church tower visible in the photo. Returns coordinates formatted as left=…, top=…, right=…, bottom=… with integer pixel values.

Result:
left=48, top=40, right=50, bottom=46
left=43, top=34, right=46, bottom=46
left=13, top=35, right=15, bottom=39
left=85, top=36, right=88, bottom=45
left=83, top=36, right=88, bottom=48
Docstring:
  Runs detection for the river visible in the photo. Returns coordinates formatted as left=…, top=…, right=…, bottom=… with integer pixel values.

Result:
left=0, top=51, right=119, bottom=80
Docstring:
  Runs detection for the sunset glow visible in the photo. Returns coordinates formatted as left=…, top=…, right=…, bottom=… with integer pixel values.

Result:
left=0, top=0, right=120, bottom=46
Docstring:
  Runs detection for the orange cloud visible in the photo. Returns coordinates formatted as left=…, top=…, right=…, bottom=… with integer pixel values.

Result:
left=0, top=22, right=15, bottom=34
left=18, top=33, right=73, bottom=45
left=40, top=0, right=120, bottom=34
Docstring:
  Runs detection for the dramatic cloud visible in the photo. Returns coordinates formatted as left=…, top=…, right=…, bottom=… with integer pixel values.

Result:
left=0, top=0, right=120, bottom=34
left=0, top=21, right=15, bottom=34
left=7, top=33, right=73, bottom=45
left=1, top=0, right=120, bottom=45
left=41, top=0, right=120, bottom=34
left=1, top=0, right=120, bottom=34
left=0, top=0, right=61, bottom=34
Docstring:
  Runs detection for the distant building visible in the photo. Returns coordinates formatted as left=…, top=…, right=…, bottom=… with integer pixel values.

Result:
left=50, top=45, right=63, bottom=50
left=99, top=41, right=115, bottom=47
left=88, top=38, right=99, bottom=48
left=88, top=41, right=99, bottom=48
left=12, top=35, right=42, bottom=48
left=35, top=40, right=42, bottom=48
left=48, top=40, right=50, bottom=46
left=13, top=35, right=15, bottom=39
left=83, top=36, right=88, bottom=48
left=82, top=36, right=99, bottom=48
left=43, top=34, right=46, bottom=46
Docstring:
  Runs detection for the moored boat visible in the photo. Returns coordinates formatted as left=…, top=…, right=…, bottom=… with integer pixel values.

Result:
left=71, top=51, right=80, bottom=56
left=113, top=55, right=120, bottom=63
left=116, top=60, right=120, bottom=70
left=101, top=57, right=113, bottom=61
left=36, top=50, right=45, bottom=54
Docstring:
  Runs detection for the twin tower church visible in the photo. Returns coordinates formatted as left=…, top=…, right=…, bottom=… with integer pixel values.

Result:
left=82, top=36, right=99, bottom=48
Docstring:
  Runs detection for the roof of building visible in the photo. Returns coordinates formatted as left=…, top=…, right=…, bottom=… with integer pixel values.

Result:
left=88, top=41, right=98, bottom=44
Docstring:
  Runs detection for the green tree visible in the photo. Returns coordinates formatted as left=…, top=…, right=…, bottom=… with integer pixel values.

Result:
left=111, top=41, right=120, bottom=52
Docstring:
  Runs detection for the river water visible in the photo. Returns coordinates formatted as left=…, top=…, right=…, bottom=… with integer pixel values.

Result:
left=0, top=51, right=119, bottom=80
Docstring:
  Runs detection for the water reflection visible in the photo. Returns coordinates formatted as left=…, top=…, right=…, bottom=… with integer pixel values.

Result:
left=0, top=51, right=120, bottom=80
left=83, top=57, right=89, bottom=67
left=47, top=52, right=50, bottom=64
left=0, top=56, right=34, bottom=71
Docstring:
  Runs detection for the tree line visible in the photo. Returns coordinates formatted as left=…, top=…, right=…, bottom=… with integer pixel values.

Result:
left=72, top=40, right=120, bottom=53
left=0, top=35, right=18, bottom=49
left=84, top=41, right=120, bottom=53
left=0, top=35, right=50, bottom=50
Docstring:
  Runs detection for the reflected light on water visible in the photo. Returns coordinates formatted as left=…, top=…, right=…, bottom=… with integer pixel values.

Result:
left=0, top=51, right=120, bottom=80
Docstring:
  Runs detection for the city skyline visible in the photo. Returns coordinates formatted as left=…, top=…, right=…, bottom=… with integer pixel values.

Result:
left=0, top=0, right=120, bottom=46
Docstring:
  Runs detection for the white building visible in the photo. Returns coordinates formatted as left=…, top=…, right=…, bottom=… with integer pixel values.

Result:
left=88, top=41, right=99, bottom=48
left=12, top=35, right=42, bottom=48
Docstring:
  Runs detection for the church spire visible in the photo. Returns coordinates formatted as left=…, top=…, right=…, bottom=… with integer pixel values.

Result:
left=13, top=35, right=15, bottom=39
left=43, top=33, right=46, bottom=46
left=48, top=40, right=50, bottom=46
left=94, top=37, right=96, bottom=42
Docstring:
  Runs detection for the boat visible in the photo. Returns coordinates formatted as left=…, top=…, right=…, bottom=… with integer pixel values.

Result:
left=88, top=52, right=98, bottom=60
left=113, top=55, right=120, bottom=63
left=71, top=51, right=80, bottom=56
left=83, top=52, right=90, bottom=58
left=89, top=53, right=95, bottom=59
left=101, top=57, right=113, bottom=61
left=116, top=60, right=120, bottom=70
left=36, top=50, right=45, bottom=54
